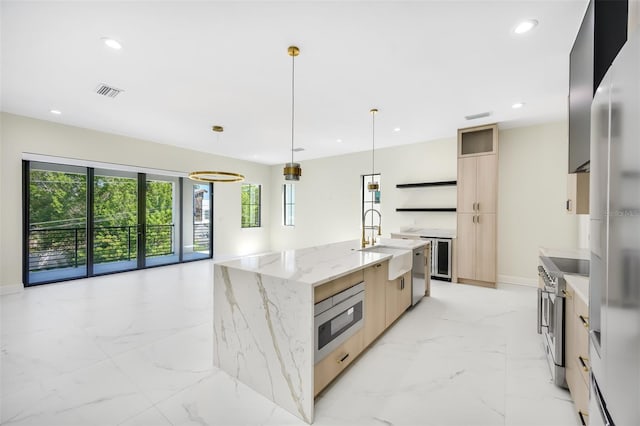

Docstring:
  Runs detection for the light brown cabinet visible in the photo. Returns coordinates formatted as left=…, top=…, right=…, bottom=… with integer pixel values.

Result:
left=363, top=262, right=388, bottom=347
left=565, top=282, right=590, bottom=425
left=314, top=329, right=364, bottom=396
left=566, top=172, right=590, bottom=214
left=315, top=261, right=413, bottom=396
left=385, top=271, right=412, bottom=327
left=456, top=124, right=498, bottom=287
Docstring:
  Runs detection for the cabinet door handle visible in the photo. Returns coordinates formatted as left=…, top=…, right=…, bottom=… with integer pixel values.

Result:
left=337, top=353, right=350, bottom=364
left=579, top=315, right=589, bottom=328
left=477, top=202, right=480, bottom=212
left=472, top=215, right=476, bottom=223
left=578, top=355, right=590, bottom=372
left=375, top=263, right=382, bottom=268
left=400, top=277, right=404, bottom=289
left=566, top=199, right=572, bottom=211
left=578, top=411, right=588, bottom=426
left=477, top=215, right=480, bottom=224
left=473, top=202, right=477, bottom=211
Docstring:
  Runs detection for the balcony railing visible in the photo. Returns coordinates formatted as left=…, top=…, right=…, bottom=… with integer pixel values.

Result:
left=28, top=224, right=176, bottom=272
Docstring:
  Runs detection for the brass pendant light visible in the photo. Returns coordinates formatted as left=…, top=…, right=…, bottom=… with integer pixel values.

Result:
left=368, top=108, right=379, bottom=191
left=283, top=46, right=302, bottom=181
left=188, top=126, right=245, bottom=183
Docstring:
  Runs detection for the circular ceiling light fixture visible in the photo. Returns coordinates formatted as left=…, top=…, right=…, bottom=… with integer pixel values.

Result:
left=512, top=102, right=525, bottom=109
left=514, top=19, right=538, bottom=34
left=283, top=45, right=302, bottom=181
left=188, top=171, right=245, bottom=183
left=102, top=37, right=122, bottom=50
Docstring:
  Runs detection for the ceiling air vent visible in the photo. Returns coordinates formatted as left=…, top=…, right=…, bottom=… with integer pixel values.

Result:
left=95, top=83, right=123, bottom=98
left=292, top=147, right=305, bottom=152
left=464, top=111, right=491, bottom=120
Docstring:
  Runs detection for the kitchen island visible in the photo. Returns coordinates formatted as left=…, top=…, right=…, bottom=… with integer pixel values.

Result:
left=213, top=240, right=421, bottom=423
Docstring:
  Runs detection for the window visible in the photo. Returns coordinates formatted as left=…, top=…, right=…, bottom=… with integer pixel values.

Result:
left=362, top=174, right=381, bottom=244
left=241, top=184, right=261, bottom=228
left=283, top=183, right=295, bottom=226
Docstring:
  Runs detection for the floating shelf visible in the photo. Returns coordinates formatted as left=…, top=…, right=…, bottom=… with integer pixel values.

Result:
left=395, top=208, right=457, bottom=212
left=396, top=180, right=457, bottom=188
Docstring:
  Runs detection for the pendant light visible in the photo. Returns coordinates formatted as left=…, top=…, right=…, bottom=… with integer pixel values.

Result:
left=368, top=108, right=379, bottom=191
left=283, top=46, right=302, bottom=181
left=188, top=125, right=245, bottom=183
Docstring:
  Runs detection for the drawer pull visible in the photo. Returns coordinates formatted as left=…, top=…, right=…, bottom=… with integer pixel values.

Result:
left=578, top=410, right=588, bottom=426
left=579, top=315, right=589, bottom=328
left=562, top=289, right=570, bottom=297
left=375, top=263, right=382, bottom=268
left=578, top=355, right=590, bottom=372
left=337, top=353, right=350, bottom=364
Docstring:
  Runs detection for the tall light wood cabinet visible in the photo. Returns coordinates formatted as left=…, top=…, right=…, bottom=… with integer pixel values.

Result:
left=456, top=124, right=498, bottom=288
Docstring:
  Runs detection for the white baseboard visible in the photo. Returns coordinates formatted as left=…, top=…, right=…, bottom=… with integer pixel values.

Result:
left=1, top=283, right=24, bottom=296
left=498, top=274, right=537, bottom=287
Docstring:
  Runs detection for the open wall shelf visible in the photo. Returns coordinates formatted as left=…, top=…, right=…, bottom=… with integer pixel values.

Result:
left=396, top=180, right=456, bottom=188
left=395, top=208, right=456, bottom=212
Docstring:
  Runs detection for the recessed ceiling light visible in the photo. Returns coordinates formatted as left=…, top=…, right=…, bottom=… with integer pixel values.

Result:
left=336, top=139, right=342, bottom=143
left=393, top=128, right=401, bottom=132
left=514, top=19, right=538, bottom=34
left=512, top=102, right=525, bottom=109
left=102, top=37, right=122, bottom=50
left=50, top=109, right=62, bottom=115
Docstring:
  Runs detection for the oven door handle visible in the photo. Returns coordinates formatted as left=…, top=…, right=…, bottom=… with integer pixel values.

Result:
left=537, top=288, right=550, bottom=334
left=537, top=288, right=543, bottom=334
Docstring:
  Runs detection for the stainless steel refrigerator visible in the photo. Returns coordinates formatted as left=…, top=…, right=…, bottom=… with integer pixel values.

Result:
left=589, top=30, right=640, bottom=426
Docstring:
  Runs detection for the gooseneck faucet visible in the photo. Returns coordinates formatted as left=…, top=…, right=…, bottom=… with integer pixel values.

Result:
left=361, top=208, right=382, bottom=248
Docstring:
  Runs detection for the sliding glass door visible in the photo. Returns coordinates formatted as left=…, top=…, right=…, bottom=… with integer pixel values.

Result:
left=145, top=174, right=180, bottom=266
left=26, top=162, right=88, bottom=284
left=92, top=169, right=139, bottom=274
left=23, top=160, right=213, bottom=286
left=182, top=180, right=212, bottom=261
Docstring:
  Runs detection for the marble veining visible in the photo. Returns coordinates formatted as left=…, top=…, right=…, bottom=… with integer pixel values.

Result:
left=214, top=240, right=390, bottom=286
left=213, top=264, right=314, bottom=422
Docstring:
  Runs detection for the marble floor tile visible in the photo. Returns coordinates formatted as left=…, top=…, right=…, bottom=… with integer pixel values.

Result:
left=111, top=322, right=214, bottom=404
left=1, top=265, right=579, bottom=426
left=1, top=359, right=152, bottom=426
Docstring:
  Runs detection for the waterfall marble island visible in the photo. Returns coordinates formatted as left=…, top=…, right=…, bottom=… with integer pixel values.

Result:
left=213, top=239, right=428, bottom=423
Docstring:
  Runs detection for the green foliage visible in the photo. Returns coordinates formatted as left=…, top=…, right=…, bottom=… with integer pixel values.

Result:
left=241, top=184, right=261, bottom=228
left=29, top=170, right=177, bottom=271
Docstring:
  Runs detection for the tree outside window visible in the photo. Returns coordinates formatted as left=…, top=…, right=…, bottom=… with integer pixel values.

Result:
left=241, top=184, right=261, bottom=228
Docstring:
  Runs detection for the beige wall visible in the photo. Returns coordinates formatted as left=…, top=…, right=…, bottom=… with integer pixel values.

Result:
left=270, top=121, right=578, bottom=285
left=497, top=122, right=578, bottom=284
left=0, top=112, right=272, bottom=289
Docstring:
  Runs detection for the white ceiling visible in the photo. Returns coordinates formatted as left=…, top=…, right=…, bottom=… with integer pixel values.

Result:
left=1, top=1, right=588, bottom=165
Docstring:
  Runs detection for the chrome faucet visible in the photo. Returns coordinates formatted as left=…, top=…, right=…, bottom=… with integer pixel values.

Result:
left=361, top=208, right=382, bottom=248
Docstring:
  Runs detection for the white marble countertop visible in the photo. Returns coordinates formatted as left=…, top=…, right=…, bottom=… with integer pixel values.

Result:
left=565, top=274, right=589, bottom=305
left=539, top=246, right=590, bottom=260
left=377, top=237, right=430, bottom=250
left=393, top=227, right=456, bottom=238
left=214, top=240, right=392, bottom=287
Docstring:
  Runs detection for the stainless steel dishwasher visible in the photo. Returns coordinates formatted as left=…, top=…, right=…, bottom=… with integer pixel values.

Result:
left=410, top=243, right=430, bottom=306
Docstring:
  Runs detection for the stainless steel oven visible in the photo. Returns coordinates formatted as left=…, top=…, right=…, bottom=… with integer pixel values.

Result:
left=537, top=263, right=566, bottom=388
left=314, top=282, right=365, bottom=364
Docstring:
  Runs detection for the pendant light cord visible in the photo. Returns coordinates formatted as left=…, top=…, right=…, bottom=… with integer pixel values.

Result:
left=291, top=53, right=295, bottom=165
left=371, top=111, right=375, bottom=176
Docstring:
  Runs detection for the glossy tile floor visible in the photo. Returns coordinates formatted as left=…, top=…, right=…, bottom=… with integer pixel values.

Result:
left=1, top=261, right=578, bottom=426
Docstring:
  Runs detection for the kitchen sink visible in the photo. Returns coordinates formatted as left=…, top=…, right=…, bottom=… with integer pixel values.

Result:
left=360, top=245, right=412, bottom=280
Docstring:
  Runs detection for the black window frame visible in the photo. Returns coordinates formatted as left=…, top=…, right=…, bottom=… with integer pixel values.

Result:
left=241, top=183, right=262, bottom=228
left=283, top=183, right=295, bottom=227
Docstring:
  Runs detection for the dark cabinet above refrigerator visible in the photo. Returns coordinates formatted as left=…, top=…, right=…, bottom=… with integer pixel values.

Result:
left=568, top=0, right=628, bottom=173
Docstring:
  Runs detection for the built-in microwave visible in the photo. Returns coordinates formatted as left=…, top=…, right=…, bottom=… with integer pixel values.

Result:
left=314, top=282, right=365, bottom=364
